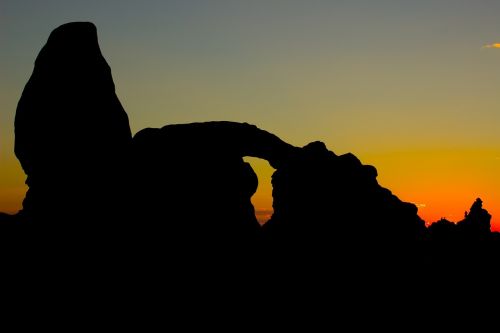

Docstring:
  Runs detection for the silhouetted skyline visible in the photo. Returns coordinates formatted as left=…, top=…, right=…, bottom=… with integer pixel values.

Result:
left=0, top=22, right=500, bottom=264
left=2, top=2, right=500, bottom=229
left=2, top=22, right=500, bottom=280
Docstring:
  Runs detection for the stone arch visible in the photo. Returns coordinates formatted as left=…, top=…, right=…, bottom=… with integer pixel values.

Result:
left=130, top=121, right=300, bottom=246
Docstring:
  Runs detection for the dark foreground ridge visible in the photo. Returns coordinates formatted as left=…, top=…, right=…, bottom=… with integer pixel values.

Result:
left=2, top=22, right=499, bottom=280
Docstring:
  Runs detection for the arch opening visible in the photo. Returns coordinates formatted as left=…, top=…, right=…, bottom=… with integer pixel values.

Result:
left=243, top=156, right=275, bottom=225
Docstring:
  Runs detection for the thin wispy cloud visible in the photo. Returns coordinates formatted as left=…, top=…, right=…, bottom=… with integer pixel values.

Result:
left=483, top=43, right=500, bottom=49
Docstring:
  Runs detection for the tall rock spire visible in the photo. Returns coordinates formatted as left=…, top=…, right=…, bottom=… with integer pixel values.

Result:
left=14, top=22, right=132, bottom=223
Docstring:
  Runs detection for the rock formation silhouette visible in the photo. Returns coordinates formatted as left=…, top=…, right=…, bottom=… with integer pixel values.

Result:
left=457, top=198, right=492, bottom=240
left=14, top=22, right=132, bottom=236
left=424, top=198, right=499, bottom=275
left=131, top=121, right=296, bottom=253
left=3, top=21, right=500, bottom=272
left=428, top=218, right=457, bottom=241
left=428, top=198, right=493, bottom=243
left=262, top=141, right=427, bottom=268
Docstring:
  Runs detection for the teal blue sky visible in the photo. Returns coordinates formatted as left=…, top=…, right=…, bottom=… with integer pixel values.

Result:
left=2, top=1, right=500, bottom=227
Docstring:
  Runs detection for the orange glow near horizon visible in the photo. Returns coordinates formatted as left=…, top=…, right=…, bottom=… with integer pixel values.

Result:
left=243, top=157, right=275, bottom=225
left=2, top=153, right=499, bottom=232
left=0, top=156, right=27, bottom=215
left=359, top=148, right=500, bottom=232
left=245, top=150, right=500, bottom=232
left=0, top=151, right=500, bottom=231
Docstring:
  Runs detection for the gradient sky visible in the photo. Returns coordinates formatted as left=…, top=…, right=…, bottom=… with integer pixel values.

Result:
left=2, top=0, right=500, bottom=229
